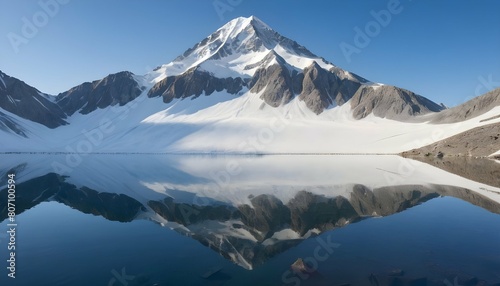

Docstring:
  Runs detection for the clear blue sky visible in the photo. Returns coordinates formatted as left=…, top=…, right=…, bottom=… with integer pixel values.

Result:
left=1, top=0, right=499, bottom=106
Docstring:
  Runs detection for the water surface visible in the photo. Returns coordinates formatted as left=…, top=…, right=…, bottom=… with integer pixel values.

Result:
left=0, top=154, right=499, bottom=285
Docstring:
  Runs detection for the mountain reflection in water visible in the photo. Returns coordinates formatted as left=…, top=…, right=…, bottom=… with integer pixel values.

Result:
left=0, top=154, right=499, bottom=286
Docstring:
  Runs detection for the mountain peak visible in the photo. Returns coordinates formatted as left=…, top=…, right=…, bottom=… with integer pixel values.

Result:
left=231, top=15, right=275, bottom=36
left=151, top=16, right=332, bottom=82
left=223, top=15, right=272, bottom=32
left=174, top=15, right=281, bottom=63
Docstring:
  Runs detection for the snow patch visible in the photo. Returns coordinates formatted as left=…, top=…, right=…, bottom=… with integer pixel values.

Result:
left=32, top=97, right=50, bottom=111
left=0, top=74, right=6, bottom=88
left=6, top=95, right=16, bottom=105
left=364, top=82, right=384, bottom=89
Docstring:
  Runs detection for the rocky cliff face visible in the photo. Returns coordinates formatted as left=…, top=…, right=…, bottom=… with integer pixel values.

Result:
left=56, top=71, right=145, bottom=115
left=249, top=62, right=296, bottom=107
left=351, top=85, right=444, bottom=120
left=148, top=67, right=245, bottom=103
left=0, top=70, right=67, bottom=128
left=298, top=62, right=335, bottom=114
left=149, top=58, right=445, bottom=120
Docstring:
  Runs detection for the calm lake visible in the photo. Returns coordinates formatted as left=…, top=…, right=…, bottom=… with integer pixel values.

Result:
left=0, top=154, right=499, bottom=286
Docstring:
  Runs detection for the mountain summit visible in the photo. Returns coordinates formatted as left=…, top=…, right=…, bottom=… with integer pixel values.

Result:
left=148, top=15, right=443, bottom=117
left=152, top=16, right=331, bottom=80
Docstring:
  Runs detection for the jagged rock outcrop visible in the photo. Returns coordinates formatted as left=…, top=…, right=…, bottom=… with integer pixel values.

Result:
left=56, top=71, right=145, bottom=115
left=148, top=67, right=245, bottom=103
left=249, top=63, right=295, bottom=107
left=351, top=85, right=444, bottom=120
left=0, top=70, right=67, bottom=128
left=298, top=62, right=333, bottom=114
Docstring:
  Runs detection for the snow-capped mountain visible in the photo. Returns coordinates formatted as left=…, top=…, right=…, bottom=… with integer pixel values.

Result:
left=0, top=16, right=499, bottom=155
left=56, top=71, right=146, bottom=116
left=146, top=16, right=443, bottom=118
left=0, top=70, right=67, bottom=130
left=150, top=16, right=333, bottom=80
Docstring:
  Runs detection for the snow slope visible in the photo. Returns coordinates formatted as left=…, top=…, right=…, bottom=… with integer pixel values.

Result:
left=4, top=85, right=500, bottom=154
left=94, top=88, right=500, bottom=154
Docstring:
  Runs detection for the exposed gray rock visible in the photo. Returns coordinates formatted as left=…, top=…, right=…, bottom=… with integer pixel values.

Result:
left=351, top=85, right=444, bottom=120
left=429, top=88, right=500, bottom=123
left=402, top=122, right=500, bottom=158
left=291, top=70, right=304, bottom=95
left=148, top=67, right=245, bottom=103
left=56, top=71, right=144, bottom=115
left=299, top=61, right=333, bottom=114
left=249, top=63, right=295, bottom=107
left=0, top=70, right=67, bottom=128
left=334, top=78, right=363, bottom=105
left=246, top=59, right=443, bottom=119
